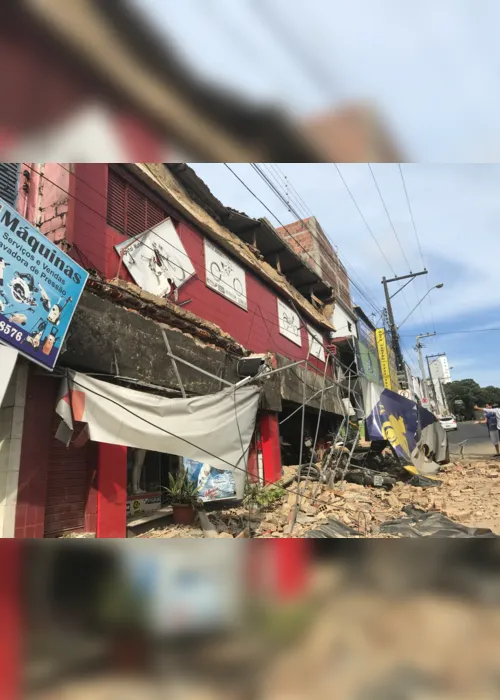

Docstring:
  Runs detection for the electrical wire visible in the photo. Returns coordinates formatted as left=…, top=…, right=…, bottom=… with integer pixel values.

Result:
left=256, top=163, right=382, bottom=316
left=367, top=163, right=412, bottom=272
left=398, top=163, right=436, bottom=333
left=226, top=162, right=383, bottom=318
left=401, top=327, right=500, bottom=336
left=23, top=163, right=332, bottom=352
left=260, top=163, right=384, bottom=317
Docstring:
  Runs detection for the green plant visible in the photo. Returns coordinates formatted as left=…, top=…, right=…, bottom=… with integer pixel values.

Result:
left=163, top=470, right=201, bottom=506
left=243, top=482, right=286, bottom=510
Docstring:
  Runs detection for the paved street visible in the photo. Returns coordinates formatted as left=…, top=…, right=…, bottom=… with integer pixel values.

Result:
left=448, top=421, right=497, bottom=458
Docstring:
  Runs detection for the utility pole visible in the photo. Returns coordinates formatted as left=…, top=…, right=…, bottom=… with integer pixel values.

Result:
left=382, top=270, right=428, bottom=387
left=416, top=332, right=436, bottom=401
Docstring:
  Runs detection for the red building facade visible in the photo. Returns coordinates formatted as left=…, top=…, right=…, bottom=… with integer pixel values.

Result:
left=4, top=163, right=336, bottom=539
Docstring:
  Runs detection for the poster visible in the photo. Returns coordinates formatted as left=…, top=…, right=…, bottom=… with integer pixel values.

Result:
left=356, top=338, right=382, bottom=384
left=115, top=219, right=195, bottom=298
left=306, top=324, right=325, bottom=362
left=0, top=197, right=88, bottom=371
left=184, top=458, right=237, bottom=502
left=204, top=239, right=247, bottom=310
left=357, top=316, right=376, bottom=348
left=277, top=298, right=301, bottom=346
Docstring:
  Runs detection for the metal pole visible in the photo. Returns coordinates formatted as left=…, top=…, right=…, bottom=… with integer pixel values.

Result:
left=382, top=276, right=406, bottom=385
left=161, top=329, right=187, bottom=398
left=416, top=340, right=427, bottom=400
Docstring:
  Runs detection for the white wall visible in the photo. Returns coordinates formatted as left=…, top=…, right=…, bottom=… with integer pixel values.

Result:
left=330, top=302, right=357, bottom=340
left=0, top=363, right=27, bottom=537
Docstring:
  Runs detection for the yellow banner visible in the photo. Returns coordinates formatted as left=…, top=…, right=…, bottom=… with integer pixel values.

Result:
left=376, top=328, right=392, bottom=390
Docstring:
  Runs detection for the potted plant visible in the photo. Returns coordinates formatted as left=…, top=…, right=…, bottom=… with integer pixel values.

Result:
left=165, top=470, right=201, bottom=525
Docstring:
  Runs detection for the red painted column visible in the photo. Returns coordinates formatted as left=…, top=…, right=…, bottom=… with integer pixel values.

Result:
left=0, top=541, right=21, bottom=700
left=259, top=412, right=282, bottom=484
left=273, top=540, right=311, bottom=601
left=96, top=443, right=127, bottom=538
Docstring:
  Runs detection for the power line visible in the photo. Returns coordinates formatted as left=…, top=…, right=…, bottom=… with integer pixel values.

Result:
left=400, top=328, right=500, bottom=337
left=333, top=163, right=399, bottom=277
left=367, top=163, right=412, bottom=273
left=398, top=163, right=436, bottom=333
left=234, top=162, right=383, bottom=318
left=251, top=0, right=337, bottom=100
left=259, top=164, right=383, bottom=315
left=24, top=164, right=331, bottom=350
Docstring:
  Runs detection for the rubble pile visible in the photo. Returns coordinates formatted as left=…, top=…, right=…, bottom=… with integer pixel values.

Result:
left=136, top=458, right=500, bottom=538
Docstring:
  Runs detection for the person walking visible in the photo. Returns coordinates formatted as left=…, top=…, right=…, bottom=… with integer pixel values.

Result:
left=474, top=403, right=500, bottom=457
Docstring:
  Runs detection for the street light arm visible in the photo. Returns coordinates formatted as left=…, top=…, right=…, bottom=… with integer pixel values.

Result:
left=397, top=289, right=433, bottom=330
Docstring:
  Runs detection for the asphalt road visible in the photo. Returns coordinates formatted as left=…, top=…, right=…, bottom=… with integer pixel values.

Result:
left=447, top=420, right=497, bottom=458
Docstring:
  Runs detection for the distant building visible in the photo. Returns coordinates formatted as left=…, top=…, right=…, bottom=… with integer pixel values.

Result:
left=275, top=217, right=352, bottom=310
left=428, top=354, right=452, bottom=416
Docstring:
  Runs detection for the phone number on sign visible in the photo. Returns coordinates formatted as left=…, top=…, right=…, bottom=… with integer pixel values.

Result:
left=0, top=320, right=24, bottom=343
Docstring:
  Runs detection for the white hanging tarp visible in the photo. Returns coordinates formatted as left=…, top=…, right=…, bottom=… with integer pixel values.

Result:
left=55, top=371, right=260, bottom=498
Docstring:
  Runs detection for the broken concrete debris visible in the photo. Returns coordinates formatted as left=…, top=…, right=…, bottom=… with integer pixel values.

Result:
left=132, top=457, right=500, bottom=539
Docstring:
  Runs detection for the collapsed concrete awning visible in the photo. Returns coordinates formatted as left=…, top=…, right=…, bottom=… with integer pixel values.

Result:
left=55, top=371, right=261, bottom=498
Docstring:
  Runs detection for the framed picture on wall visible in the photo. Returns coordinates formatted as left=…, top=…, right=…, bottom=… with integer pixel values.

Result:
left=204, top=239, right=247, bottom=310
left=277, top=298, right=301, bottom=346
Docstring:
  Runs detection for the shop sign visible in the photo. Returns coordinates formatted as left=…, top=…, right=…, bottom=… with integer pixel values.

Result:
left=277, top=298, right=301, bottom=346
left=204, top=239, right=247, bottom=310
left=0, top=197, right=88, bottom=371
left=126, top=494, right=161, bottom=517
left=357, top=317, right=376, bottom=347
left=356, top=338, right=382, bottom=384
left=375, top=328, right=392, bottom=390
left=306, top=324, right=325, bottom=361
left=115, top=218, right=195, bottom=298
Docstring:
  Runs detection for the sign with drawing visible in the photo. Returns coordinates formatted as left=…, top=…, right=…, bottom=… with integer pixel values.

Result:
left=115, top=218, right=194, bottom=298
left=306, top=324, right=325, bottom=362
left=277, top=298, right=301, bottom=346
left=0, top=197, right=88, bottom=371
left=204, top=239, right=247, bottom=310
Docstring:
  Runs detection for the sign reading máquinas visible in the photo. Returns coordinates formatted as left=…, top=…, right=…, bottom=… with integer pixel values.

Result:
left=0, top=197, right=88, bottom=371
left=204, top=239, right=247, bottom=310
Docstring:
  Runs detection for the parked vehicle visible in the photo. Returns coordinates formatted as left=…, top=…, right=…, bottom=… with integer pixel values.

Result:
left=439, top=415, right=458, bottom=431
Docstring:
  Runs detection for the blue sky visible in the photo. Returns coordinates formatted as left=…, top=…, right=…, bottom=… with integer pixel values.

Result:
left=188, top=163, right=500, bottom=387
left=135, top=0, right=500, bottom=161
left=128, top=1, right=500, bottom=384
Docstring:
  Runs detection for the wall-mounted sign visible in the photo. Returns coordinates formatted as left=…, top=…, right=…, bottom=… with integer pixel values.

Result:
left=204, top=239, right=247, bottom=310
left=356, top=339, right=382, bottom=384
left=375, top=328, right=392, bottom=390
left=126, top=493, right=161, bottom=517
left=306, top=324, right=325, bottom=362
left=0, top=197, right=88, bottom=371
left=277, top=298, right=301, bottom=346
left=115, top=218, right=194, bottom=298
left=357, top=317, right=376, bottom=348
left=375, top=328, right=400, bottom=391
